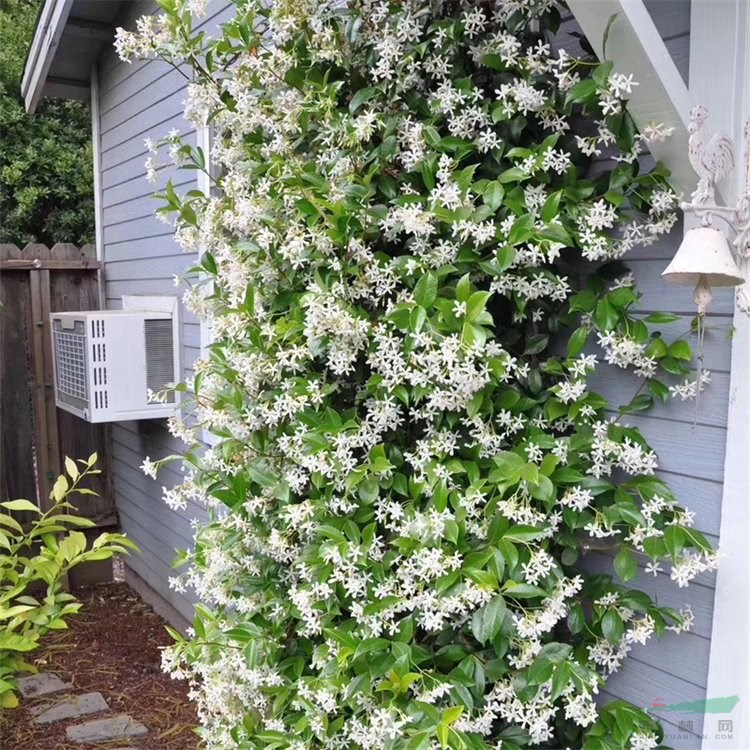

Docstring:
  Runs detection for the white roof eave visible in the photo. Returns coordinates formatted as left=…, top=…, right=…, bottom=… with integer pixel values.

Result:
left=567, top=0, right=695, bottom=198
left=21, top=0, right=77, bottom=114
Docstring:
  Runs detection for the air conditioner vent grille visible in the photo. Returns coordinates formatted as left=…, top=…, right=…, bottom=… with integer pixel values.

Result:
left=144, top=319, right=175, bottom=402
left=52, top=320, right=88, bottom=401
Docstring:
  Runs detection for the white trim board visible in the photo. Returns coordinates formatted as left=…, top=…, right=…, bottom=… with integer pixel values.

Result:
left=21, top=0, right=75, bottom=113
left=91, top=62, right=105, bottom=306
left=196, top=125, right=220, bottom=447
left=691, top=1, right=750, bottom=748
left=567, top=0, right=695, bottom=198
left=196, top=124, right=214, bottom=363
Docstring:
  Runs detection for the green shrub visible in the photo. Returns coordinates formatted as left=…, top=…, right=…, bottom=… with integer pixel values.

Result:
left=0, top=455, right=136, bottom=708
left=0, top=0, right=94, bottom=246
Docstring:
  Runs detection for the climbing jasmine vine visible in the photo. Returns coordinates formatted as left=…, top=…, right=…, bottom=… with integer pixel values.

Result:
left=121, top=1, right=716, bottom=748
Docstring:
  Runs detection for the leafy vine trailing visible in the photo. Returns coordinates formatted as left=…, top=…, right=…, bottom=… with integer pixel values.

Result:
left=119, top=1, right=718, bottom=748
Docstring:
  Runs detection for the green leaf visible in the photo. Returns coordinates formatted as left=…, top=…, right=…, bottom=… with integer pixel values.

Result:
left=545, top=398, right=568, bottom=422
left=1, top=691, right=19, bottom=708
left=665, top=525, right=686, bottom=556
left=491, top=451, right=525, bottom=483
left=565, top=78, right=597, bottom=106
left=0, top=633, right=37, bottom=652
left=442, top=705, right=463, bottom=725
left=247, top=460, right=277, bottom=488
left=502, top=581, right=546, bottom=599
left=661, top=356, right=688, bottom=375
left=567, top=602, right=585, bottom=634
left=567, top=326, right=589, bottom=357
left=498, top=166, right=528, bottom=184
left=647, top=337, right=668, bottom=358
left=358, top=477, right=380, bottom=503
left=410, top=306, right=427, bottom=333
left=496, top=246, right=516, bottom=271
left=613, top=547, right=638, bottom=582
left=602, top=610, right=624, bottom=643
left=467, top=291, right=492, bottom=323
left=470, top=595, right=507, bottom=645
left=484, top=181, right=504, bottom=212
left=594, top=299, right=618, bottom=331
left=64, top=456, right=79, bottom=480
left=648, top=379, right=670, bottom=402
left=622, top=394, right=653, bottom=413
left=436, top=724, right=449, bottom=749
left=592, top=61, right=614, bottom=88
left=644, top=312, right=680, bottom=324
left=541, top=190, right=562, bottom=223
left=570, top=290, right=598, bottom=314
left=349, top=87, right=379, bottom=112
left=504, top=525, right=544, bottom=543
left=524, top=334, right=549, bottom=356
left=58, top=531, right=87, bottom=562
left=550, top=662, right=572, bottom=701
left=669, top=340, right=692, bottom=361
left=456, top=274, right=472, bottom=302
left=51, top=474, right=69, bottom=503
left=508, top=214, right=534, bottom=246
left=1, top=499, right=40, bottom=513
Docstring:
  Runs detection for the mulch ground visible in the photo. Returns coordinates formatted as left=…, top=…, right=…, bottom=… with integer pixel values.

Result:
left=0, top=582, right=200, bottom=750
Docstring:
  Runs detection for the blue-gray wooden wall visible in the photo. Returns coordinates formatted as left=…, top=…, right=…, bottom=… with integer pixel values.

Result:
left=98, top=1, right=727, bottom=745
left=97, top=0, right=234, bottom=624
left=563, top=4, right=730, bottom=747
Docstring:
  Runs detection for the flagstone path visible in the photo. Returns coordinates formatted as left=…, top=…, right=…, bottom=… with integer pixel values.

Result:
left=18, top=670, right=148, bottom=746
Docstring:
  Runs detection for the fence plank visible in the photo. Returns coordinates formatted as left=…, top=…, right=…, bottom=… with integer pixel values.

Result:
left=29, top=269, right=54, bottom=512
left=21, top=243, right=53, bottom=261
left=0, top=272, right=38, bottom=513
left=0, top=244, right=22, bottom=261
left=40, top=270, right=61, bottom=505
left=1, top=244, right=116, bottom=526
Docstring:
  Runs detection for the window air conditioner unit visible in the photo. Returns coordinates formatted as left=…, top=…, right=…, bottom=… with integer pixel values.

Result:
left=50, top=307, right=180, bottom=423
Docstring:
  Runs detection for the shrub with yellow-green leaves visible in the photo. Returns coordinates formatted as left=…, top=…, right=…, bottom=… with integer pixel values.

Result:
left=0, top=455, right=137, bottom=708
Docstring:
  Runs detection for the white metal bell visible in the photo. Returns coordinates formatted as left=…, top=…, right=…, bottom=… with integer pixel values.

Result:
left=662, top=225, right=744, bottom=287
left=662, top=225, right=744, bottom=314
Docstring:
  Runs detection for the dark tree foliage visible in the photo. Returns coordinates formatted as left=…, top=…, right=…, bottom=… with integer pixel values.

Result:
left=0, top=0, right=94, bottom=246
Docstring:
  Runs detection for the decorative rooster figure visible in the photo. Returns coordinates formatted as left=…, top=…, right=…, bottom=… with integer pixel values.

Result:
left=732, top=120, right=750, bottom=258
left=688, top=104, right=735, bottom=205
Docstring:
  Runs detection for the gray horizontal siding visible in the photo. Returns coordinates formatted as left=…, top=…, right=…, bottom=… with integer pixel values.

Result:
left=558, top=0, right=689, bottom=85
left=582, top=219, right=727, bottom=743
left=593, top=370, right=731, bottom=427
left=102, top=115, right=194, bottom=173
left=97, top=0, right=233, bottom=626
left=644, top=0, right=691, bottom=84
left=564, top=4, right=728, bottom=744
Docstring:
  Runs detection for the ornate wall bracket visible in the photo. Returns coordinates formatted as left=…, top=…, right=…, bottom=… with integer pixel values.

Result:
left=680, top=106, right=750, bottom=314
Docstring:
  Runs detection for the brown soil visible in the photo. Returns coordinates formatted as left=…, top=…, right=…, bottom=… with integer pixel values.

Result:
left=0, top=582, right=199, bottom=750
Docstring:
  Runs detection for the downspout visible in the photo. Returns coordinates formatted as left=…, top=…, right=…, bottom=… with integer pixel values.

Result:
left=90, top=62, right=105, bottom=309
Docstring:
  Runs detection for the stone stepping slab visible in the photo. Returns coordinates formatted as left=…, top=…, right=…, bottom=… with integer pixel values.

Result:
left=66, top=715, right=148, bottom=744
left=17, top=673, right=73, bottom=698
left=32, top=691, right=109, bottom=725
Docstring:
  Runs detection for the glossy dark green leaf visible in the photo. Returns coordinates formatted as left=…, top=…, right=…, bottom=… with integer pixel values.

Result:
left=614, top=547, right=638, bottom=582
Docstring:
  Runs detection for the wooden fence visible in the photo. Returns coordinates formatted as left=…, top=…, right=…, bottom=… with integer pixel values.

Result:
left=0, top=243, right=115, bottom=526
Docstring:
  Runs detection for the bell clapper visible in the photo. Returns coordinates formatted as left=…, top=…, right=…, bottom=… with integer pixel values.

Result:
left=692, top=274, right=711, bottom=420
left=693, top=273, right=713, bottom=316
